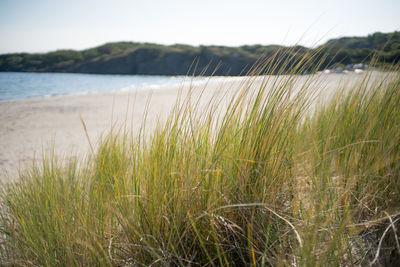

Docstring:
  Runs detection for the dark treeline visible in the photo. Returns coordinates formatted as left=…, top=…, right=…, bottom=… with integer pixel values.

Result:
left=0, top=31, right=399, bottom=76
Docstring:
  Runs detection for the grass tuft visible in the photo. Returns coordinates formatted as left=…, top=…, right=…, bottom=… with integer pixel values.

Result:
left=1, top=50, right=399, bottom=266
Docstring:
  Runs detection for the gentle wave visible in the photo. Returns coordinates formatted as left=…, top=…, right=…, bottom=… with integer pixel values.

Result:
left=0, top=72, right=213, bottom=102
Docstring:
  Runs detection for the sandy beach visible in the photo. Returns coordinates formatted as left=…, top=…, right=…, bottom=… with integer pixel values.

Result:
left=0, top=77, right=246, bottom=182
left=0, top=72, right=385, bottom=182
left=0, top=85, right=180, bottom=181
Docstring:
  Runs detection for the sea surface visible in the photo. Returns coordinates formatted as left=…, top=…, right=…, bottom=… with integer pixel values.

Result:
left=0, top=72, right=209, bottom=101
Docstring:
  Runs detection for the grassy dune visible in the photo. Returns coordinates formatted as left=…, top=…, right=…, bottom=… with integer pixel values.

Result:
left=1, top=52, right=399, bottom=266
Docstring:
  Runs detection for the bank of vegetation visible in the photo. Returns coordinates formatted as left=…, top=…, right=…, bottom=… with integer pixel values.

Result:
left=0, top=31, right=399, bottom=75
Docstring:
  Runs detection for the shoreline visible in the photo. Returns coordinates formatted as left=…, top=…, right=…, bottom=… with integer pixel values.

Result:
left=0, top=71, right=374, bottom=103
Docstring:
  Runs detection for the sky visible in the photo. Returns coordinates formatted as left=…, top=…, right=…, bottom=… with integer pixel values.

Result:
left=0, top=0, right=399, bottom=54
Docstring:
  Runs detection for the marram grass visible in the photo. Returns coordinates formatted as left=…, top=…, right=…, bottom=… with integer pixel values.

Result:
left=1, top=53, right=399, bottom=266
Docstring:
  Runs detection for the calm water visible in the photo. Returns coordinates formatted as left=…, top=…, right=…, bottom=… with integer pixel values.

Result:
left=0, top=72, right=208, bottom=101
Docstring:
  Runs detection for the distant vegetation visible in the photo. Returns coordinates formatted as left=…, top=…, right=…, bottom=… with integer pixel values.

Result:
left=0, top=31, right=399, bottom=75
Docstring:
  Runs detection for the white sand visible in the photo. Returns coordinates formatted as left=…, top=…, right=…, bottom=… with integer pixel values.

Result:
left=0, top=87, right=177, bottom=181
left=0, top=72, right=386, bottom=182
left=0, top=78, right=244, bottom=182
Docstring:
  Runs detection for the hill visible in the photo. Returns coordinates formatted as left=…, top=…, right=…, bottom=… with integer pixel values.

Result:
left=320, top=31, right=400, bottom=66
left=0, top=31, right=399, bottom=75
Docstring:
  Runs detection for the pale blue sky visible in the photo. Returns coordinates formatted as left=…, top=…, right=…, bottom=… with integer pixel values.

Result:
left=0, top=0, right=399, bottom=54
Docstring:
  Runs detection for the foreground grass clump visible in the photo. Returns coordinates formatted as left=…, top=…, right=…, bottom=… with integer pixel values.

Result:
left=1, top=58, right=399, bottom=266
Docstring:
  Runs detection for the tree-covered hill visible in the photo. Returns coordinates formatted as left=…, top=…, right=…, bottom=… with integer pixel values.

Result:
left=0, top=31, right=398, bottom=75
left=320, top=31, right=400, bottom=66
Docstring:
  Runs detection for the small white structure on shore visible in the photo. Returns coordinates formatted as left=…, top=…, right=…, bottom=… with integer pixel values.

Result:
left=323, top=69, right=331, bottom=74
left=354, top=69, right=364, bottom=74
